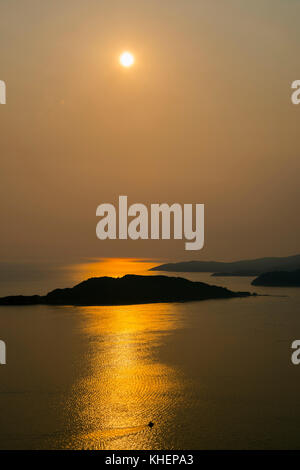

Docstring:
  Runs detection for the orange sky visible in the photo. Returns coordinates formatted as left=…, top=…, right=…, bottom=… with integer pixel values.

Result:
left=1, top=0, right=300, bottom=264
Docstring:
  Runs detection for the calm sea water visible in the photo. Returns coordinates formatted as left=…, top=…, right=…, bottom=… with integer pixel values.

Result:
left=1, top=260, right=300, bottom=449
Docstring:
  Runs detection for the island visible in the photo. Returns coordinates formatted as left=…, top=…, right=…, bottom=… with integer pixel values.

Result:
left=252, top=269, right=300, bottom=287
left=0, top=274, right=253, bottom=306
left=150, top=254, right=300, bottom=276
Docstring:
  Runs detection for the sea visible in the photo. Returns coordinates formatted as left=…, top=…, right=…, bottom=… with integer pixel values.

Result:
left=0, top=258, right=300, bottom=449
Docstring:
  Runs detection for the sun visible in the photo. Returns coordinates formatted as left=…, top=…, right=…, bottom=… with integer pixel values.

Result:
left=120, top=51, right=135, bottom=68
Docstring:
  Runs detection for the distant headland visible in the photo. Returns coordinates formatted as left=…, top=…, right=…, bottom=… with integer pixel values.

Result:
left=252, top=269, right=300, bottom=287
left=0, top=274, right=252, bottom=306
left=150, top=254, right=300, bottom=277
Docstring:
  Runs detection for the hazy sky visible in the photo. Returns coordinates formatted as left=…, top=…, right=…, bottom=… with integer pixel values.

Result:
left=1, top=0, right=300, bottom=263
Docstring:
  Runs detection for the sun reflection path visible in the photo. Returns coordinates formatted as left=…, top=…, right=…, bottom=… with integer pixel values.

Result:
left=63, top=258, right=161, bottom=286
left=62, top=302, right=185, bottom=450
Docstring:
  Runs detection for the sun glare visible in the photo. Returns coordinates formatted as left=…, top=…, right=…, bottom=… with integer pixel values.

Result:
left=120, top=51, right=135, bottom=67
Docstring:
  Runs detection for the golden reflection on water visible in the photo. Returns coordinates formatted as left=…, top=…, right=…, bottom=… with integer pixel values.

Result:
left=61, top=302, right=184, bottom=450
left=63, top=257, right=160, bottom=285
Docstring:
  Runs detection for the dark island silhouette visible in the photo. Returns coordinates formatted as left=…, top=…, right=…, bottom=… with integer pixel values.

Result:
left=150, top=254, right=300, bottom=277
left=0, top=274, right=252, bottom=306
left=252, top=269, right=300, bottom=287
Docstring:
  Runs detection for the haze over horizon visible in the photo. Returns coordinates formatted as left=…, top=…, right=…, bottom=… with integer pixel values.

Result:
left=1, top=0, right=300, bottom=264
